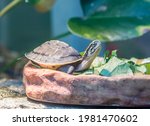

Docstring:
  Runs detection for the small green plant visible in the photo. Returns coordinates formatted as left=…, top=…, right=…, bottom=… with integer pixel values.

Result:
left=75, top=50, right=147, bottom=76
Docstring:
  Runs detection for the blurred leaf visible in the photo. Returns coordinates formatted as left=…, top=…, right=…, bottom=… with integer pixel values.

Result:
left=132, top=58, right=150, bottom=74
left=97, top=56, right=124, bottom=76
left=68, top=17, right=150, bottom=41
left=145, top=64, right=150, bottom=74
left=90, top=57, right=103, bottom=68
left=28, top=0, right=55, bottom=12
left=69, top=0, right=150, bottom=41
left=74, top=50, right=148, bottom=76
left=127, top=57, right=150, bottom=74
left=93, top=51, right=147, bottom=76
left=111, top=50, right=117, bottom=57
left=74, top=55, right=148, bottom=76
left=97, top=56, right=147, bottom=76
left=100, top=69, right=111, bottom=76
left=103, top=50, right=110, bottom=63
left=80, top=52, right=84, bottom=56
left=138, top=58, right=150, bottom=64
left=80, top=0, right=104, bottom=16
left=140, top=58, right=150, bottom=74
left=81, top=0, right=150, bottom=17
left=129, top=57, right=150, bottom=65
left=111, top=63, right=133, bottom=76
left=135, top=65, right=147, bottom=73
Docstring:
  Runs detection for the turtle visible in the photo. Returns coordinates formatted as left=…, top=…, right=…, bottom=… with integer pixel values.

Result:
left=25, top=40, right=101, bottom=74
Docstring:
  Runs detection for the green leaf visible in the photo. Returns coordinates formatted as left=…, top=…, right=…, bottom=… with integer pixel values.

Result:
left=81, top=0, right=150, bottom=17
left=128, top=57, right=150, bottom=74
left=145, top=63, right=150, bottom=74
left=90, top=57, right=103, bottom=68
left=111, top=50, right=117, bottom=57
left=68, top=17, right=150, bottom=41
left=100, top=69, right=111, bottom=76
left=97, top=56, right=123, bottom=76
left=75, top=50, right=148, bottom=76
left=139, top=58, right=150, bottom=64
left=80, top=0, right=104, bottom=16
left=69, top=0, right=150, bottom=41
left=137, top=58, right=150, bottom=74
left=80, top=51, right=84, bottom=56
left=111, top=63, right=133, bottom=76
left=97, top=58, right=135, bottom=77
left=103, top=50, right=110, bottom=63
left=94, top=52, right=146, bottom=76
left=135, top=65, right=147, bottom=73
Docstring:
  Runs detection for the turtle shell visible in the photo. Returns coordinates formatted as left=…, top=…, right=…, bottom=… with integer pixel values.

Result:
left=25, top=40, right=82, bottom=69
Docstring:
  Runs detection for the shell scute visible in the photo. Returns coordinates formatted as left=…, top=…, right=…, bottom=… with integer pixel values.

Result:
left=25, top=40, right=82, bottom=66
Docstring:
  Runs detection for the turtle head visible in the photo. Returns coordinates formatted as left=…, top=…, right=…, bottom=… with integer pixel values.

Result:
left=83, top=40, right=101, bottom=59
left=75, top=40, right=101, bottom=72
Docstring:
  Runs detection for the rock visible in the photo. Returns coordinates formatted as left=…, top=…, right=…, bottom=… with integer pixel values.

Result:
left=0, top=79, right=25, bottom=99
left=0, top=79, right=82, bottom=108
left=0, top=97, right=46, bottom=109
left=23, top=62, right=150, bottom=106
left=0, top=79, right=43, bottom=109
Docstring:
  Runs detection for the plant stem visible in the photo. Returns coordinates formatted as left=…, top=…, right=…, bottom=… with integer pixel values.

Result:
left=0, top=0, right=23, bottom=17
left=51, top=31, right=71, bottom=39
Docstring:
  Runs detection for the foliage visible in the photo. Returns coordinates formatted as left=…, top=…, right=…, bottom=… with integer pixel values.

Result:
left=75, top=50, right=147, bottom=76
left=1, top=0, right=150, bottom=42
left=68, top=0, right=150, bottom=41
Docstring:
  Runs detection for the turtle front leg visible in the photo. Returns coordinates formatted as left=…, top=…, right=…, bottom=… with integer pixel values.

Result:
left=58, top=65, right=75, bottom=74
left=67, top=66, right=75, bottom=74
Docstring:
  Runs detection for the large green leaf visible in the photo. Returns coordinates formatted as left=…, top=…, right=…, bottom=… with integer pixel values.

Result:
left=68, top=0, right=150, bottom=41
left=80, top=0, right=104, bottom=16
left=68, top=17, right=150, bottom=41
left=81, top=0, right=150, bottom=17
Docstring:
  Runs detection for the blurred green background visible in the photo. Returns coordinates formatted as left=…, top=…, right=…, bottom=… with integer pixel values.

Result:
left=0, top=0, right=50, bottom=52
left=0, top=0, right=150, bottom=58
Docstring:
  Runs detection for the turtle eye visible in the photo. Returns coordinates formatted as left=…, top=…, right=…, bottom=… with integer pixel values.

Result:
left=89, top=45, right=96, bottom=55
left=88, top=43, right=98, bottom=55
left=83, top=40, right=101, bottom=58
